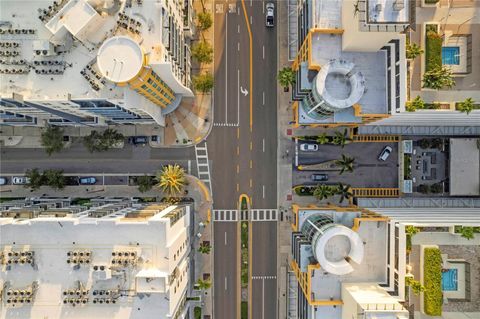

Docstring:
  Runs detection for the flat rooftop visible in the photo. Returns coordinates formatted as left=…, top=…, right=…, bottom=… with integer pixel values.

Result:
left=0, top=0, right=168, bottom=102
left=449, top=138, right=480, bottom=196
left=0, top=205, right=190, bottom=319
left=367, top=0, right=409, bottom=23
left=310, top=33, right=388, bottom=115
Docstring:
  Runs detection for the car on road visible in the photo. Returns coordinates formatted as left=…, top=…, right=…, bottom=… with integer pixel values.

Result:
left=0, top=177, right=7, bottom=185
left=310, top=174, right=328, bottom=182
left=129, top=136, right=149, bottom=146
left=12, top=176, right=30, bottom=185
left=79, top=177, right=97, bottom=185
left=378, top=146, right=393, bottom=161
left=300, top=143, right=318, bottom=152
left=265, top=2, right=274, bottom=27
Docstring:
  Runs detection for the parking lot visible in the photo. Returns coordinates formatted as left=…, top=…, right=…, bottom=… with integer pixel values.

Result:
left=294, top=141, right=399, bottom=188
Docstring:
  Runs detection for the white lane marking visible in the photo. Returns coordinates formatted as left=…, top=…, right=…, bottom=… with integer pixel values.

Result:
left=262, top=185, right=265, bottom=199
left=102, top=174, right=105, bottom=185
left=237, top=24, right=240, bottom=33
left=295, top=138, right=299, bottom=167
left=262, top=138, right=265, bottom=152
left=262, top=45, right=265, bottom=59
left=238, top=42, right=240, bottom=51
left=237, top=69, right=240, bottom=126
left=250, top=0, right=252, bottom=6
left=225, top=13, right=228, bottom=124
left=263, top=0, right=265, bottom=13
left=262, top=278, right=265, bottom=319
left=250, top=15, right=252, bottom=25
left=262, top=91, right=265, bottom=105
left=251, top=276, right=277, bottom=279
left=225, top=277, right=228, bottom=291
left=224, top=231, right=227, bottom=245
left=237, top=6, right=240, bottom=15
left=188, top=160, right=191, bottom=174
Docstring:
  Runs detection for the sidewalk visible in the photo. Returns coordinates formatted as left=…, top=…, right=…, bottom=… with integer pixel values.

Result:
left=276, top=1, right=295, bottom=318
left=163, top=0, right=215, bottom=147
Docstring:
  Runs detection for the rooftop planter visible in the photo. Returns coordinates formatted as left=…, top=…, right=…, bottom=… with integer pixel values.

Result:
left=425, top=25, right=442, bottom=72
left=423, top=247, right=443, bottom=316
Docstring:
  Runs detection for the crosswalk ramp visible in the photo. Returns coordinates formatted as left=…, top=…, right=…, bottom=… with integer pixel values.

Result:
left=212, top=209, right=278, bottom=222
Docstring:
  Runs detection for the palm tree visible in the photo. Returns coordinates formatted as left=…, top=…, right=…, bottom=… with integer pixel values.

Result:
left=335, top=154, right=355, bottom=175
left=41, top=126, right=65, bottom=156
left=316, top=133, right=329, bottom=145
left=406, top=96, right=425, bottom=112
left=278, top=67, right=295, bottom=91
left=422, top=65, right=455, bottom=90
left=196, top=279, right=211, bottom=290
left=43, top=169, right=65, bottom=190
left=198, top=242, right=211, bottom=254
left=332, top=129, right=351, bottom=148
left=406, top=42, right=424, bottom=60
left=313, top=184, right=334, bottom=201
left=155, top=164, right=186, bottom=196
left=335, top=183, right=353, bottom=203
left=25, top=168, right=44, bottom=190
left=458, top=97, right=475, bottom=115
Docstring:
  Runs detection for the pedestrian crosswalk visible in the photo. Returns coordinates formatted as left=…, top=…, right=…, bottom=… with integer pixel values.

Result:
left=213, top=122, right=239, bottom=127
left=212, top=209, right=278, bottom=222
left=194, top=141, right=212, bottom=194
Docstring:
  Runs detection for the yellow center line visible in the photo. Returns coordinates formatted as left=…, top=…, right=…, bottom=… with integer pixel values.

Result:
left=241, top=0, right=253, bottom=130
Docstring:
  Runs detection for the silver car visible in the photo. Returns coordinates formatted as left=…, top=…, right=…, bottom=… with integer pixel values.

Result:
left=12, top=176, right=30, bottom=185
left=266, top=3, right=274, bottom=27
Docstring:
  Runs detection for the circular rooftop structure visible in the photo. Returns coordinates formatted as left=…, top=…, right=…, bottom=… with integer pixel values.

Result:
left=97, top=36, right=144, bottom=83
left=311, top=224, right=364, bottom=276
left=312, top=59, right=366, bottom=112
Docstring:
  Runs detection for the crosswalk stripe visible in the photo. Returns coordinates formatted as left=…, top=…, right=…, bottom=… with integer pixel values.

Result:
left=251, top=276, right=277, bottom=280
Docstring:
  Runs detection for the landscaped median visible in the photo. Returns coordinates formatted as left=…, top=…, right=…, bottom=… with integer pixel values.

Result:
left=239, top=196, right=249, bottom=319
left=423, top=247, right=443, bottom=316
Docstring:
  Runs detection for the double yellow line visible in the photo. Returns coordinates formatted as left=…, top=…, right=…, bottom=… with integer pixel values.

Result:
left=240, top=0, right=253, bottom=131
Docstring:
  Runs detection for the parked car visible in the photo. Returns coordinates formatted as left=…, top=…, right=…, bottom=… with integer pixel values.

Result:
left=378, top=146, right=393, bottom=161
left=79, top=177, right=97, bottom=185
left=300, top=143, right=318, bottom=152
left=311, top=174, right=328, bottom=182
left=0, top=177, right=7, bottom=185
left=12, top=176, right=30, bottom=185
left=265, top=2, right=274, bottom=27
left=129, top=136, right=149, bottom=146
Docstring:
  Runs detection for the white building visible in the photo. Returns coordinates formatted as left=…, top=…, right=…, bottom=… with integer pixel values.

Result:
left=0, top=202, right=193, bottom=319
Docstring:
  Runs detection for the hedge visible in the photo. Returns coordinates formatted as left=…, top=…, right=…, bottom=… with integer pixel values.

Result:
left=424, top=247, right=443, bottom=316
left=425, top=26, right=442, bottom=72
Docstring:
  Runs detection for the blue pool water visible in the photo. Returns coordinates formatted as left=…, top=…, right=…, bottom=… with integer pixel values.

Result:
left=442, top=268, right=458, bottom=291
left=442, top=47, right=460, bottom=65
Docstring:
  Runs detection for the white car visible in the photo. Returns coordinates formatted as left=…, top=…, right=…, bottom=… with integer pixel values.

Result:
left=12, top=176, right=30, bottom=185
left=300, top=143, right=318, bottom=152
left=378, top=146, right=393, bottom=161
left=265, top=2, right=274, bottom=27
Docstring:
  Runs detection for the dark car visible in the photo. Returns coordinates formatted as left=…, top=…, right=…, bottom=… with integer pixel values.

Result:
left=129, top=136, right=149, bottom=146
left=79, top=177, right=97, bottom=185
left=311, top=174, right=328, bottom=182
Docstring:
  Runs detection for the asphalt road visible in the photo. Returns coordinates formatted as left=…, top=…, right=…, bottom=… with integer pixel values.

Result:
left=210, top=0, right=278, bottom=318
left=251, top=222, right=277, bottom=319
left=213, top=222, right=239, bottom=318
left=0, top=143, right=196, bottom=175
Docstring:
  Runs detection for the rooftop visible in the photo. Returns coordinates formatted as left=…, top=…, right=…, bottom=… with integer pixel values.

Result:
left=449, top=138, right=480, bottom=196
left=0, top=204, right=191, bottom=319
left=367, top=0, right=409, bottom=23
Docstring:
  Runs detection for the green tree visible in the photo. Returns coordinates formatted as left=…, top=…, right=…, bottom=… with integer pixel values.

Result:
left=43, top=169, right=65, bottom=190
left=41, top=126, right=65, bottom=156
left=25, top=168, right=44, bottom=190
left=198, top=242, right=211, bottom=254
left=332, top=129, right=351, bottom=148
left=83, top=129, right=124, bottom=153
left=405, top=225, right=420, bottom=236
left=278, top=67, right=296, bottom=89
left=458, top=97, right=475, bottom=115
left=422, top=65, right=455, bottom=90
left=136, top=175, right=155, bottom=193
left=192, top=72, right=214, bottom=93
left=196, top=279, right=211, bottom=290
left=406, top=277, right=426, bottom=295
left=313, top=184, right=335, bottom=201
left=197, top=12, right=213, bottom=31
left=406, top=96, right=425, bottom=112
left=316, top=133, right=329, bottom=145
left=417, top=184, right=430, bottom=194
left=335, top=183, right=353, bottom=203
left=156, top=164, right=186, bottom=196
left=335, top=154, right=355, bottom=175
left=406, top=42, right=424, bottom=60
left=458, top=226, right=475, bottom=240
left=430, top=183, right=443, bottom=193
left=191, top=41, right=213, bottom=64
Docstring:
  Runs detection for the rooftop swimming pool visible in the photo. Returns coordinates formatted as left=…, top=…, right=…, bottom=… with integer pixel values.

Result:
left=442, top=268, right=458, bottom=291
left=442, top=47, right=460, bottom=65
